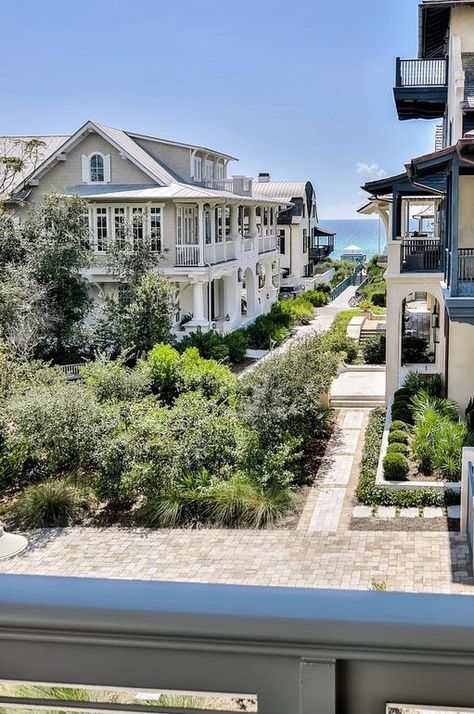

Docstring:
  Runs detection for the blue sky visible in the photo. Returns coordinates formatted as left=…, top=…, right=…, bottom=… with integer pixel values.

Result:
left=0, top=0, right=438, bottom=218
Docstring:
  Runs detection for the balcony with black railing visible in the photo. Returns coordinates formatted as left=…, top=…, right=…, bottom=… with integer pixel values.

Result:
left=400, top=238, right=443, bottom=272
left=394, top=57, right=448, bottom=120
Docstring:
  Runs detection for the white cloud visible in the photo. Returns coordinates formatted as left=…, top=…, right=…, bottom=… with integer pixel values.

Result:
left=356, top=163, right=386, bottom=180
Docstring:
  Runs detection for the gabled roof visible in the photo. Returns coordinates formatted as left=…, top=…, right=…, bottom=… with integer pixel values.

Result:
left=1, top=120, right=239, bottom=198
left=127, top=130, right=237, bottom=161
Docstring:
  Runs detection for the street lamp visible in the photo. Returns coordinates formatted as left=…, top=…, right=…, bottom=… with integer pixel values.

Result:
left=0, top=525, right=27, bottom=560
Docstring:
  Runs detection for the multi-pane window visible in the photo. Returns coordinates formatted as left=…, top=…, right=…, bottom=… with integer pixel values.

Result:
left=216, top=162, right=224, bottom=180
left=205, top=159, right=214, bottom=180
left=90, top=154, right=105, bottom=182
left=193, top=156, right=202, bottom=181
left=279, top=229, right=286, bottom=255
left=150, top=207, right=162, bottom=252
left=114, top=208, right=126, bottom=249
left=132, top=207, right=144, bottom=249
left=215, top=206, right=224, bottom=242
left=96, top=207, right=108, bottom=251
left=80, top=210, right=90, bottom=249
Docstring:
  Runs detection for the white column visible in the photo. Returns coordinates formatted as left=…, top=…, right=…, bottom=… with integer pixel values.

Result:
left=230, top=204, right=239, bottom=236
left=190, top=280, right=206, bottom=325
left=265, top=261, right=273, bottom=288
left=249, top=205, right=257, bottom=237
left=197, top=203, right=204, bottom=266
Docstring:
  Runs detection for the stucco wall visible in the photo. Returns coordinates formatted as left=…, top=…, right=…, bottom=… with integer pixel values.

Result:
left=458, top=175, right=474, bottom=249
left=451, top=8, right=474, bottom=52
left=448, top=320, right=474, bottom=411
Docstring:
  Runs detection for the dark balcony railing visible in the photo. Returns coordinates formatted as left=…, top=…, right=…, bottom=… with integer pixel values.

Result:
left=400, top=239, right=443, bottom=272
left=396, top=57, right=447, bottom=87
left=457, top=248, right=474, bottom=295
left=4, top=575, right=474, bottom=714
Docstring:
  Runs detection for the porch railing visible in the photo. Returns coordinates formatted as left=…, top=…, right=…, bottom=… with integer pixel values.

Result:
left=4, top=575, right=474, bottom=714
left=457, top=248, right=474, bottom=293
left=400, top=239, right=443, bottom=272
left=176, top=244, right=201, bottom=266
left=258, top=234, right=277, bottom=253
left=395, top=57, right=447, bottom=87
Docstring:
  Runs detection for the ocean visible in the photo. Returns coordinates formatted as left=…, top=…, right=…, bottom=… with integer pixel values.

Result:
left=319, top=219, right=386, bottom=261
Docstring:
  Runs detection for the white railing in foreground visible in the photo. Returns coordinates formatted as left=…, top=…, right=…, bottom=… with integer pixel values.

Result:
left=1, top=575, right=474, bottom=713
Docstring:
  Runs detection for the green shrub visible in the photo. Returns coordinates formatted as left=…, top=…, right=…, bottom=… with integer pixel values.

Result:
left=304, top=290, right=329, bottom=307
left=402, top=371, right=443, bottom=397
left=401, top=336, right=429, bottom=364
left=370, top=290, right=386, bottom=307
left=279, top=297, right=314, bottom=325
left=383, top=453, right=409, bottom=481
left=178, top=330, right=229, bottom=362
left=386, top=442, right=409, bottom=456
left=81, top=354, right=151, bottom=402
left=10, top=479, right=94, bottom=527
left=388, top=430, right=409, bottom=445
left=147, top=343, right=180, bottom=403
left=390, top=420, right=408, bottom=431
left=314, top=282, right=331, bottom=295
left=0, top=382, right=115, bottom=485
left=394, top=388, right=412, bottom=399
left=223, top=330, right=249, bottom=363
left=323, top=333, right=358, bottom=364
left=238, top=333, right=338, bottom=449
left=362, top=335, right=385, bottom=364
left=411, top=390, right=459, bottom=422
left=391, top=403, right=413, bottom=425
left=355, top=408, right=459, bottom=508
left=246, top=306, right=292, bottom=350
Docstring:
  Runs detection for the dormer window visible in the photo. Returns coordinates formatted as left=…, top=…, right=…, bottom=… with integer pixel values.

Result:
left=90, top=153, right=104, bottom=182
left=82, top=152, right=111, bottom=183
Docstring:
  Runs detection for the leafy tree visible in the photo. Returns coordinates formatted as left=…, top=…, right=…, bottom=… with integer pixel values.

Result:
left=0, top=138, right=46, bottom=204
left=21, top=194, right=92, bottom=360
left=94, top=271, right=176, bottom=356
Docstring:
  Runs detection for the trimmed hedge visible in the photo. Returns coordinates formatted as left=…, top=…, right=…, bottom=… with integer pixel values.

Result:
left=388, top=429, right=409, bottom=445
left=386, top=442, right=409, bottom=456
left=390, top=420, right=408, bottom=432
left=355, top=409, right=459, bottom=507
left=383, top=453, right=409, bottom=481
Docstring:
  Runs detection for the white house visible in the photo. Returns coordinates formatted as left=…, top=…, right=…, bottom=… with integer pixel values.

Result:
left=252, top=175, right=335, bottom=289
left=2, top=120, right=287, bottom=336
left=362, top=0, right=474, bottom=411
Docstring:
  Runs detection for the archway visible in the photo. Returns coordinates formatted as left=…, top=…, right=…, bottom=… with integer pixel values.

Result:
left=400, top=291, right=440, bottom=366
left=241, top=267, right=256, bottom=317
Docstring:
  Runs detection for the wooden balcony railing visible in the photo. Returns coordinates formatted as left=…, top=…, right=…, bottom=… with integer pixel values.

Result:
left=400, top=239, right=443, bottom=272
left=395, top=57, right=447, bottom=87
left=4, top=575, right=474, bottom=714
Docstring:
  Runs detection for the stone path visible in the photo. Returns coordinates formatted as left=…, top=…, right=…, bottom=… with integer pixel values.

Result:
left=1, top=408, right=472, bottom=593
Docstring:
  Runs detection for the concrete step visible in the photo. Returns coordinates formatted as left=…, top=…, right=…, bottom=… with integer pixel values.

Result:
left=330, top=397, right=385, bottom=408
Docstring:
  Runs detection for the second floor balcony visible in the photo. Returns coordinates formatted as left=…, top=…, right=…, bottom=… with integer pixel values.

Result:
left=175, top=233, right=278, bottom=267
left=400, top=238, right=443, bottom=273
left=394, top=57, right=448, bottom=120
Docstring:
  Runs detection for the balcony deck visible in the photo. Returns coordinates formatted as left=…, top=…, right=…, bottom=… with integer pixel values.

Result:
left=400, top=238, right=443, bottom=272
left=394, top=57, right=448, bottom=120
left=2, top=574, right=474, bottom=714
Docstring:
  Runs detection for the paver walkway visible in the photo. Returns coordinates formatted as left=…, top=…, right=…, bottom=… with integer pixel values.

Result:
left=1, top=408, right=472, bottom=594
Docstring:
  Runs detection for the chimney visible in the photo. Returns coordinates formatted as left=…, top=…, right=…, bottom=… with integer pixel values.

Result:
left=258, top=172, right=271, bottom=183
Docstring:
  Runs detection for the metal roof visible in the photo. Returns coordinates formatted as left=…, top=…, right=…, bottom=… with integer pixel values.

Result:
left=0, top=135, right=68, bottom=197
left=0, top=121, right=238, bottom=198
left=67, top=183, right=288, bottom=204
left=127, top=130, right=237, bottom=161
left=252, top=180, right=309, bottom=200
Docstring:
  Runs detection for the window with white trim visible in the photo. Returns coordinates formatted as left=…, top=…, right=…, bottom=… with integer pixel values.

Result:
left=80, top=210, right=91, bottom=249
left=215, top=206, right=224, bottom=243
left=90, top=153, right=104, bottom=182
left=216, top=162, right=224, bottom=180
left=132, top=207, right=144, bottom=249
left=150, top=207, right=162, bottom=252
left=205, top=159, right=214, bottom=180
left=114, top=207, right=126, bottom=249
left=193, top=156, right=202, bottom=181
left=95, top=207, right=108, bottom=251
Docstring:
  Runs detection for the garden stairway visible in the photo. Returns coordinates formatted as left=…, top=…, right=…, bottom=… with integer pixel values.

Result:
left=329, top=367, right=386, bottom=409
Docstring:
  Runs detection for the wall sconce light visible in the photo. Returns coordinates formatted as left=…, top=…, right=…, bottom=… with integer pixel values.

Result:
left=211, top=322, right=217, bottom=330
left=225, top=314, right=230, bottom=321
left=266, top=292, right=270, bottom=300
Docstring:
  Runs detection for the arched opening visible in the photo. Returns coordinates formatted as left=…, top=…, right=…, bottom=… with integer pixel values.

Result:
left=241, top=267, right=255, bottom=317
left=401, top=291, right=440, bottom=366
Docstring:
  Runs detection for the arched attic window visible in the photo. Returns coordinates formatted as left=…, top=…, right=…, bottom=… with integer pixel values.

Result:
left=82, top=152, right=111, bottom=183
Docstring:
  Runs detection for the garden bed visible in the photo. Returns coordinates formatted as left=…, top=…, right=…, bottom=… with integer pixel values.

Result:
left=375, top=401, right=461, bottom=493
left=356, top=408, right=460, bottom=509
